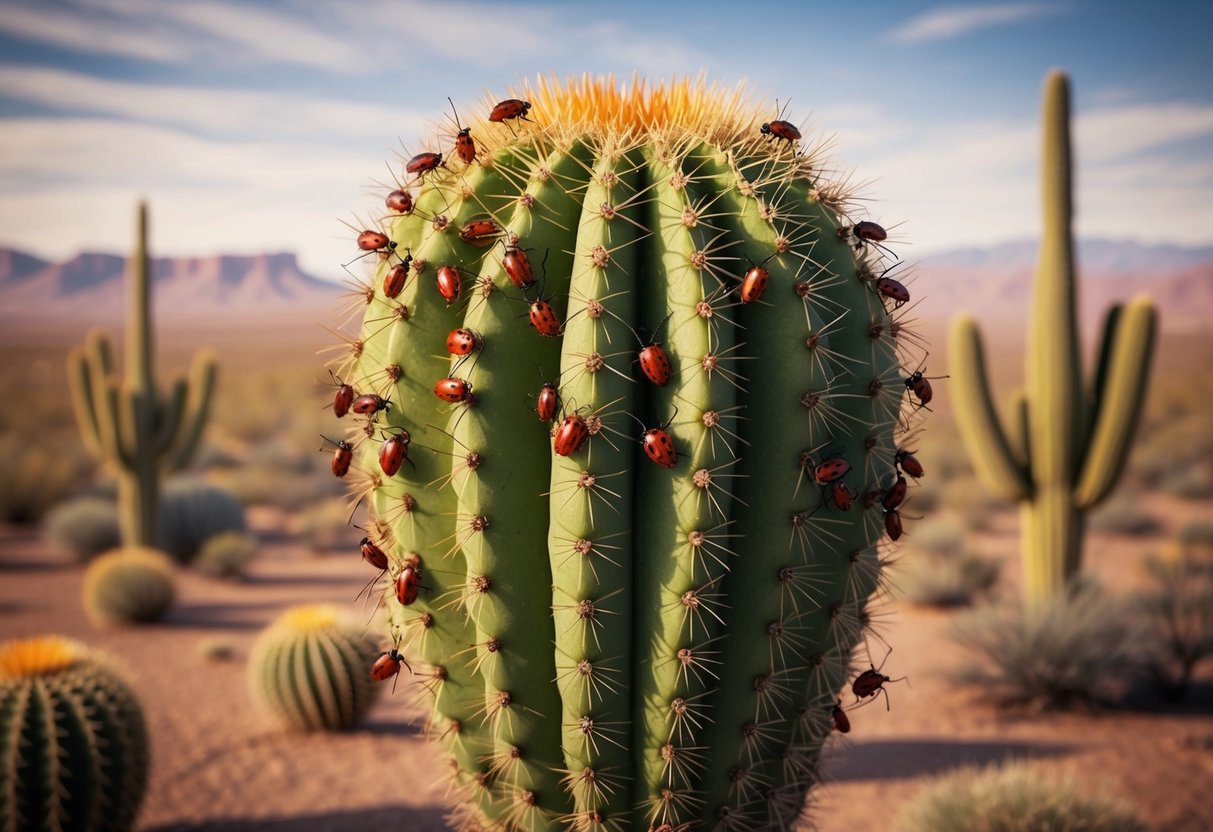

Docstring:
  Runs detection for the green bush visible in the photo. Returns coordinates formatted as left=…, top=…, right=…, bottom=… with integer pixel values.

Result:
left=194, top=531, right=259, bottom=579
left=43, top=496, right=122, bottom=561
left=1178, top=520, right=1213, bottom=553
left=83, top=547, right=176, bottom=625
left=1137, top=553, right=1213, bottom=701
left=900, top=552, right=1000, bottom=608
left=893, top=759, right=1147, bottom=832
left=949, top=580, right=1148, bottom=709
left=1159, top=463, right=1213, bottom=500
left=158, top=479, right=246, bottom=563
left=0, top=433, right=92, bottom=524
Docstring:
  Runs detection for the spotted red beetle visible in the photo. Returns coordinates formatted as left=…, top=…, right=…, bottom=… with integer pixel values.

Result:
left=351, top=394, right=392, bottom=416
left=371, top=647, right=411, bottom=690
left=895, top=449, right=924, bottom=479
left=445, top=328, right=482, bottom=357
left=882, top=474, right=907, bottom=510
left=459, top=218, right=502, bottom=248
left=641, top=424, right=678, bottom=469
left=814, top=457, right=851, bottom=486
left=325, top=371, right=354, bottom=418
left=831, top=481, right=853, bottom=511
left=436, top=265, right=463, bottom=305
left=536, top=381, right=559, bottom=423
left=360, top=536, right=389, bottom=571
left=386, top=188, right=414, bottom=214
left=382, top=248, right=413, bottom=298
left=447, top=97, right=476, bottom=164
left=357, top=230, right=394, bottom=253
left=434, top=377, right=474, bottom=403
left=553, top=413, right=589, bottom=457
left=489, top=98, right=532, bottom=123
left=502, top=242, right=535, bottom=288
left=395, top=565, right=422, bottom=606
left=876, top=276, right=910, bottom=307
left=321, top=435, right=353, bottom=478
left=406, top=151, right=444, bottom=177
left=378, top=428, right=412, bottom=477
left=760, top=119, right=801, bottom=145
left=529, top=297, right=562, bottom=337
left=638, top=343, right=673, bottom=386
left=831, top=701, right=851, bottom=733
left=739, top=253, right=778, bottom=303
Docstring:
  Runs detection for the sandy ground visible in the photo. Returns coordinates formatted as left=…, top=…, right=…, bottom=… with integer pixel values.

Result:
left=1, top=494, right=1211, bottom=832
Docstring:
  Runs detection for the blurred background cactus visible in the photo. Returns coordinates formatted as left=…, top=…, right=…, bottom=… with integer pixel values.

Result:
left=950, top=71, right=1158, bottom=605
left=248, top=604, right=381, bottom=732
left=82, top=546, right=177, bottom=625
left=67, top=203, right=217, bottom=550
left=0, top=636, right=150, bottom=831
left=331, top=77, right=927, bottom=830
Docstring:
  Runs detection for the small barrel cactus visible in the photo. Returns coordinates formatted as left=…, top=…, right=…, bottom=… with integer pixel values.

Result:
left=82, top=547, right=176, bottom=626
left=330, top=77, right=926, bottom=830
left=0, top=636, right=149, bottom=831
left=248, top=604, right=381, bottom=732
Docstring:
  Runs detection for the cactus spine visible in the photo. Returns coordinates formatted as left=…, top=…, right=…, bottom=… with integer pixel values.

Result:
left=67, top=203, right=217, bottom=548
left=0, top=636, right=150, bottom=831
left=950, top=71, right=1157, bottom=605
left=333, top=77, right=922, bottom=830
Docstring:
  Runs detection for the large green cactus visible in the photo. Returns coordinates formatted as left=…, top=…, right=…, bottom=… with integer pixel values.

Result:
left=950, top=71, right=1157, bottom=605
left=331, top=77, right=924, bottom=831
left=0, top=636, right=150, bottom=831
left=67, top=203, right=216, bottom=549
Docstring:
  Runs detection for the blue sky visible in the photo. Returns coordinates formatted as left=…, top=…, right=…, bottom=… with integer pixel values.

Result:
left=1, top=0, right=1210, bottom=278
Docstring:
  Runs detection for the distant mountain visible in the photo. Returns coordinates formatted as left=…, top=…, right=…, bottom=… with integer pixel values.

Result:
left=0, top=248, right=50, bottom=284
left=919, top=238, right=1213, bottom=275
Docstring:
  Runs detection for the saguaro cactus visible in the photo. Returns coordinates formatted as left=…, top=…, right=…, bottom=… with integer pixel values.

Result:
left=67, top=203, right=217, bottom=548
left=332, top=77, right=926, bottom=830
left=950, top=71, right=1157, bottom=605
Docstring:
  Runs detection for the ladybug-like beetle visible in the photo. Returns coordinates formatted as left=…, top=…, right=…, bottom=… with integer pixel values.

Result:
left=370, top=648, right=411, bottom=688
left=740, top=264, right=770, bottom=303
left=553, top=413, right=589, bottom=457
left=642, top=427, right=678, bottom=469
left=895, top=449, right=924, bottom=479
left=357, top=230, right=394, bottom=253
left=446, top=328, right=482, bottom=356
left=638, top=343, right=672, bottom=387
left=884, top=507, right=903, bottom=541
left=814, top=457, right=851, bottom=486
left=327, top=373, right=354, bottom=418
left=395, top=565, right=422, bottom=606
left=832, top=482, right=853, bottom=511
left=489, top=98, right=532, bottom=123
left=760, top=119, right=801, bottom=144
left=851, top=656, right=906, bottom=710
left=459, top=218, right=501, bottom=247
left=379, top=429, right=411, bottom=477
left=351, top=394, right=391, bottom=416
left=876, top=277, right=910, bottom=307
left=436, top=265, right=462, bottom=305
left=386, top=188, right=414, bottom=214
left=406, top=151, right=443, bottom=176
left=383, top=263, right=409, bottom=299
left=882, top=475, right=907, bottom=510
left=360, top=537, right=389, bottom=571
left=448, top=98, right=476, bottom=164
left=831, top=702, right=851, bottom=734
left=853, top=220, right=887, bottom=243
left=905, top=370, right=933, bottom=405
left=434, top=377, right=473, bottom=403
left=529, top=298, right=562, bottom=337
left=324, top=437, right=353, bottom=478
left=536, top=381, right=559, bottom=423
left=502, top=244, right=535, bottom=288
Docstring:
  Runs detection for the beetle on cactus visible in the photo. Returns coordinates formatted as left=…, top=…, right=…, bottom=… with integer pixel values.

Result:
left=326, top=76, right=927, bottom=831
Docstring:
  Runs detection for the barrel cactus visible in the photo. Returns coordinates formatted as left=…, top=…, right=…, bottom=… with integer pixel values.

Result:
left=329, top=77, right=926, bottom=830
left=82, top=546, right=176, bottom=626
left=248, top=604, right=381, bottom=731
left=0, top=636, right=149, bottom=831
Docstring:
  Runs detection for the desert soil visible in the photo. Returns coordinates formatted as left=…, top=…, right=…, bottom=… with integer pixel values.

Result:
left=1, top=493, right=1211, bottom=831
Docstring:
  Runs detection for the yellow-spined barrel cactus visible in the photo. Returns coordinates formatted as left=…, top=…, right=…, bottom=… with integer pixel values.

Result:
left=248, top=604, right=381, bottom=731
left=82, top=547, right=176, bottom=626
left=0, top=636, right=149, bottom=831
left=329, top=77, right=926, bottom=830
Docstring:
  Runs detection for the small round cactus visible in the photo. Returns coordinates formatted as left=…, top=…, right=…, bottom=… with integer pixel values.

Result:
left=331, top=77, right=928, bottom=830
left=82, top=547, right=176, bottom=625
left=248, top=604, right=381, bottom=732
left=0, top=636, right=150, bottom=831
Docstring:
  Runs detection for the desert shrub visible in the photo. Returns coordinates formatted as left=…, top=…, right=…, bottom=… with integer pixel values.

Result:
left=0, top=433, right=92, bottom=524
left=1088, top=490, right=1160, bottom=536
left=194, top=531, right=259, bottom=579
left=1130, top=412, right=1213, bottom=488
left=158, top=479, right=246, bottom=563
left=43, top=496, right=121, bottom=561
left=1136, top=552, right=1213, bottom=701
left=83, top=547, right=176, bottom=625
left=1159, top=462, right=1213, bottom=500
left=900, top=553, right=1001, bottom=608
left=949, top=579, right=1148, bottom=709
left=893, top=759, right=1147, bottom=832
left=908, top=517, right=963, bottom=557
left=1177, top=520, right=1213, bottom=553
left=301, top=498, right=353, bottom=552
left=941, top=475, right=1007, bottom=531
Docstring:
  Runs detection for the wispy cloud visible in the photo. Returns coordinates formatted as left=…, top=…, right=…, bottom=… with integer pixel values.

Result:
left=886, top=3, right=1068, bottom=44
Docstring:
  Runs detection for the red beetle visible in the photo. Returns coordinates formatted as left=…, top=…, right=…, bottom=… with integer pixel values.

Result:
left=447, top=97, right=476, bottom=164
left=884, top=507, right=903, bottom=541
left=502, top=243, right=535, bottom=288
left=357, top=230, right=395, bottom=253
left=882, top=475, right=907, bottom=510
left=642, top=426, right=678, bottom=469
left=831, top=701, right=851, bottom=734
left=326, top=372, right=354, bottom=418
left=529, top=298, right=562, bottom=337
left=436, top=265, right=463, bottom=305
left=740, top=263, right=770, bottom=303
left=895, top=449, right=924, bottom=479
left=536, top=381, right=559, bottom=423
left=853, top=220, right=887, bottom=243
left=322, top=436, right=353, bottom=478
left=386, top=188, right=414, bottom=214
left=395, top=565, right=422, bottom=606
left=832, top=482, right=853, bottom=511
left=379, top=429, right=411, bottom=476
left=489, top=98, right=532, bottom=123
left=352, top=394, right=391, bottom=416
left=760, top=119, right=801, bottom=144
left=876, top=277, right=910, bottom=307
left=371, top=647, right=411, bottom=690
left=360, top=537, right=390, bottom=571
left=638, top=343, right=672, bottom=386
left=459, top=218, right=501, bottom=248
left=406, top=151, right=443, bottom=176
left=814, top=457, right=850, bottom=486
left=851, top=655, right=906, bottom=710
left=383, top=263, right=409, bottom=299
left=905, top=370, right=933, bottom=406
left=553, top=413, right=589, bottom=457
left=434, top=377, right=473, bottom=403
left=445, top=328, right=482, bottom=356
